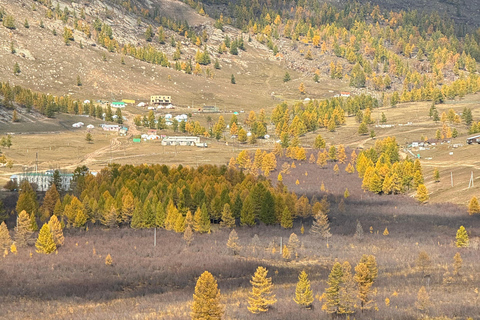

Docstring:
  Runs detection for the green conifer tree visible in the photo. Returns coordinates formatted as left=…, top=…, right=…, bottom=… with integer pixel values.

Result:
left=323, top=262, right=343, bottom=314
left=294, top=270, right=314, bottom=308
left=220, top=203, right=236, bottom=228
left=280, top=206, right=293, bottom=229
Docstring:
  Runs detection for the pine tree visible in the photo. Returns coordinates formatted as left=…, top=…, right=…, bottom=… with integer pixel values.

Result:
left=415, top=286, right=430, bottom=312
left=282, top=244, right=291, bottom=260
left=294, top=270, right=314, bottom=308
left=317, top=150, right=327, bottom=168
left=339, top=261, right=356, bottom=315
left=358, top=122, right=368, bottom=135
left=280, top=206, right=293, bottom=229
left=337, top=145, right=347, bottom=163
left=456, top=225, right=469, bottom=247
left=0, top=221, right=12, bottom=251
left=354, top=262, right=374, bottom=311
left=220, top=203, right=235, bottom=228
left=433, top=167, right=440, bottom=182
left=468, top=196, right=480, bottom=215
left=299, top=82, right=306, bottom=94
left=35, top=223, right=57, bottom=254
left=415, top=251, right=431, bottom=275
left=101, top=205, right=118, bottom=228
left=310, top=210, right=331, bottom=239
left=195, top=203, right=211, bottom=233
left=48, top=215, right=64, bottom=246
left=416, top=184, right=429, bottom=203
left=453, top=252, right=462, bottom=276
left=355, top=220, right=364, bottom=239
left=248, top=266, right=277, bottom=313
left=174, top=213, right=185, bottom=233
left=121, top=192, right=135, bottom=224
left=184, top=210, right=194, bottom=229
left=30, top=212, right=38, bottom=231
left=227, top=229, right=240, bottom=255
left=191, top=271, right=223, bottom=320
left=166, top=203, right=180, bottom=231
left=240, top=197, right=255, bottom=226
left=15, top=210, right=33, bottom=247
left=41, top=184, right=59, bottom=221
left=184, top=225, right=194, bottom=246
left=16, top=181, right=38, bottom=216
left=288, top=233, right=300, bottom=258
left=323, top=262, right=343, bottom=314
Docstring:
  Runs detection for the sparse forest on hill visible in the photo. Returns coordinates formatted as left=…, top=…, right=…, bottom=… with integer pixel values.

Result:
left=1, top=0, right=480, bottom=319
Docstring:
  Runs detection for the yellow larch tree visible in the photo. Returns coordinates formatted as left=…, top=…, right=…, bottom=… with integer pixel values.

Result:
left=248, top=266, right=277, bottom=313
left=35, top=223, right=57, bottom=254
left=48, top=215, right=64, bottom=246
left=191, top=271, right=223, bottom=320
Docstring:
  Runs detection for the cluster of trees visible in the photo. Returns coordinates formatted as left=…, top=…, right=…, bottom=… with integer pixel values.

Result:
left=0, top=81, right=121, bottom=121
left=233, top=149, right=277, bottom=177
left=355, top=137, right=427, bottom=199
left=271, top=95, right=377, bottom=142
left=9, top=164, right=339, bottom=232
left=191, top=254, right=378, bottom=318
left=121, top=44, right=170, bottom=67
left=217, top=35, right=245, bottom=55
left=195, top=1, right=480, bottom=101
left=32, top=0, right=210, bottom=74
left=0, top=211, right=64, bottom=255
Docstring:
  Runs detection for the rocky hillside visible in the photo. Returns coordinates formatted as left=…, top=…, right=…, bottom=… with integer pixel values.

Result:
left=0, top=0, right=479, bottom=117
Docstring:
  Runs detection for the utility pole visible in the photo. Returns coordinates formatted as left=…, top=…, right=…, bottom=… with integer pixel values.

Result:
left=451, top=172, right=454, bottom=187
left=469, top=172, right=474, bottom=188
left=154, top=227, right=157, bottom=247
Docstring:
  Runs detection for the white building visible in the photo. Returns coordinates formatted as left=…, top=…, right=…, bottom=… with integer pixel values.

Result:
left=10, top=171, right=74, bottom=192
left=161, top=136, right=201, bottom=146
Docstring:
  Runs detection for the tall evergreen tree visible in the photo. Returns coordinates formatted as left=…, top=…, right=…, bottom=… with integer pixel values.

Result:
left=40, top=184, right=59, bottom=221
left=240, top=197, right=255, bottom=226
left=195, top=203, right=211, bottom=233
left=15, top=210, right=33, bottom=247
left=310, top=210, right=331, bottom=239
left=220, top=203, right=235, bottom=228
left=191, top=271, right=223, bottom=320
left=280, top=206, right=293, bottom=229
left=468, top=196, right=480, bottom=215
left=294, top=270, right=314, bottom=308
left=102, top=204, right=118, bottom=228
left=259, top=190, right=276, bottom=225
left=248, top=266, right=277, bottom=313
left=339, top=261, right=356, bottom=315
left=0, top=221, right=12, bottom=251
left=323, top=262, right=343, bottom=314
left=48, top=215, right=64, bottom=246
left=456, top=225, right=469, bottom=247
left=35, top=223, right=56, bottom=254
left=16, top=181, right=38, bottom=216
left=227, top=229, right=240, bottom=255
left=354, top=263, right=374, bottom=311
left=121, top=191, right=135, bottom=224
